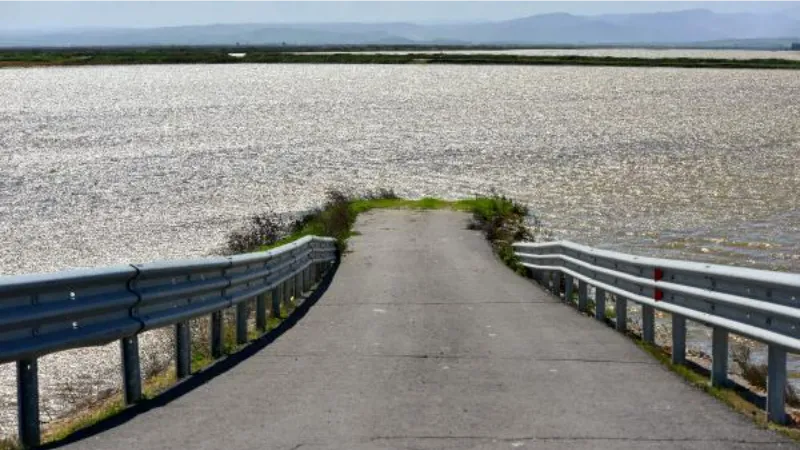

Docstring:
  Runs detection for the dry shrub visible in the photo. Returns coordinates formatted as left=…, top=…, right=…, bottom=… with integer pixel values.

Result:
left=732, top=344, right=800, bottom=407
left=226, top=212, right=284, bottom=254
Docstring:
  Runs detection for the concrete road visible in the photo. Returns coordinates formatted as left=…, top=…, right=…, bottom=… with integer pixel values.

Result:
left=63, top=210, right=794, bottom=449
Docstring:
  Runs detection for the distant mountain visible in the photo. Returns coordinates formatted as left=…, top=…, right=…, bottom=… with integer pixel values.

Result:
left=1, top=9, right=798, bottom=48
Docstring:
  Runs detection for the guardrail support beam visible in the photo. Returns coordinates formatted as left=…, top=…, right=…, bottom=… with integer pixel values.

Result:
left=17, top=358, right=40, bottom=448
left=121, top=336, right=142, bottom=405
left=595, top=288, right=606, bottom=322
left=256, top=293, right=267, bottom=331
left=272, top=286, right=282, bottom=319
left=552, top=272, right=562, bottom=297
left=671, top=315, right=686, bottom=365
left=767, top=345, right=788, bottom=424
left=284, top=279, right=292, bottom=305
left=564, top=275, right=574, bottom=305
left=210, top=311, right=223, bottom=358
left=296, top=272, right=304, bottom=300
left=615, top=296, right=627, bottom=332
left=236, top=301, right=248, bottom=345
left=711, top=327, right=729, bottom=387
left=642, top=305, right=655, bottom=344
left=175, top=321, right=191, bottom=379
left=578, top=281, right=588, bottom=313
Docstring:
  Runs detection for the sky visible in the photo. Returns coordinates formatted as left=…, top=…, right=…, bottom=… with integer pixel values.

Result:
left=0, top=1, right=796, bottom=31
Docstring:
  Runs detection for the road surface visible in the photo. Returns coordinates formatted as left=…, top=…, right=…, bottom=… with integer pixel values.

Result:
left=63, top=210, right=794, bottom=449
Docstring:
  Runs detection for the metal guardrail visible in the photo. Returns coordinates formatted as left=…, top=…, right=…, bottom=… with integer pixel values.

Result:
left=0, top=235, right=338, bottom=447
left=514, top=240, right=800, bottom=425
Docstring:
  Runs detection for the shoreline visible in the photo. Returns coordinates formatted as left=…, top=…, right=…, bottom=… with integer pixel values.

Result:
left=3, top=50, right=800, bottom=69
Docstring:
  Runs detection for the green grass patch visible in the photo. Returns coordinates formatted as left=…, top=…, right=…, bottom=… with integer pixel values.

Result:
left=41, top=396, right=125, bottom=444
left=3, top=48, right=800, bottom=70
left=234, top=189, right=536, bottom=274
left=38, top=362, right=179, bottom=445
left=0, top=438, right=20, bottom=450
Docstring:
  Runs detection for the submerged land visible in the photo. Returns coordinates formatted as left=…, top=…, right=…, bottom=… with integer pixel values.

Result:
left=2, top=47, right=800, bottom=69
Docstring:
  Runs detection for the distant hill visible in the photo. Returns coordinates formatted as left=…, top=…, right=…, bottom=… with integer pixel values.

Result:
left=1, top=8, right=798, bottom=48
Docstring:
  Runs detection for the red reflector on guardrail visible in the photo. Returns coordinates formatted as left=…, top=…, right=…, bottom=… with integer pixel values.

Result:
left=654, top=268, right=664, bottom=301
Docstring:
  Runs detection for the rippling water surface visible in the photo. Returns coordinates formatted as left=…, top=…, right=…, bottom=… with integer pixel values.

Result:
left=0, top=64, right=798, bottom=275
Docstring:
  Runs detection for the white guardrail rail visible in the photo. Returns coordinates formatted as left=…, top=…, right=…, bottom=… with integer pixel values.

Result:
left=0, top=236, right=338, bottom=447
left=514, top=240, right=800, bottom=425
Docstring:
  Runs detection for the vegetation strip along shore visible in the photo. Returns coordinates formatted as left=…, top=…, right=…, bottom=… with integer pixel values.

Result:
left=3, top=49, right=800, bottom=69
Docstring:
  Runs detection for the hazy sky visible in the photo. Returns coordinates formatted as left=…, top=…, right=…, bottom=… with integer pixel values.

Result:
left=0, top=1, right=795, bottom=30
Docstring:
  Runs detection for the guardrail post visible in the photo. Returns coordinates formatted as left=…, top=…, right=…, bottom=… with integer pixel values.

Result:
left=711, top=327, right=729, bottom=387
left=767, top=345, right=788, bottom=424
left=305, top=266, right=312, bottom=291
left=256, top=293, right=267, bottom=331
left=671, top=314, right=686, bottom=365
left=272, top=286, right=282, bottom=319
left=642, top=305, right=655, bottom=344
left=552, top=272, right=562, bottom=297
left=210, top=311, right=223, bottom=358
left=594, top=288, right=606, bottom=322
left=615, top=296, right=627, bottom=332
left=284, top=279, right=292, bottom=305
left=295, top=272, right=303, bottom=300
left=175, top=322, right=191, bottom=379
left=17, top=358, right=40, bottom=448
left=236, top=301, right=248, bottom=345
left=121, top=336, right=142, bottom=405
left=564, top=275, right=574, bottom=305
left=578, top=281, right=588, bottom=313
left=310, top=264, right=317, bottom=286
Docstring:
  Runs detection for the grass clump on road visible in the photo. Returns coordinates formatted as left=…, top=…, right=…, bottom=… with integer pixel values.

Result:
left=225, top=188, right=539, bottom=272
left=464, top=194, right=532, bottom=274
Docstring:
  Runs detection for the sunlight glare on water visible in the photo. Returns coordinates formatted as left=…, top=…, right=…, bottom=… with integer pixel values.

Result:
left=0, top=64, right=798, bottom=275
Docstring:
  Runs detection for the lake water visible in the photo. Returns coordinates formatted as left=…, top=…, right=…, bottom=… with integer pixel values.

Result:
left=1, top=64, right=797, bottom=275
left=0, top=62, right=798, bottom=438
